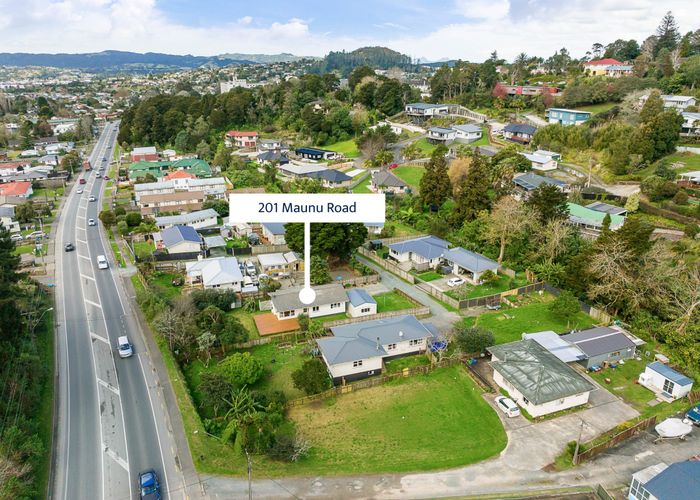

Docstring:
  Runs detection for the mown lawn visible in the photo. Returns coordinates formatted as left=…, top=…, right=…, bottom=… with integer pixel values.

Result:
left=374, top=291, right=416, bottom=312
left=447, top=273, right=529, bottom=300
left=465, top=293, right=597, bottom=345
left=574, top=102, right=618, bottom=115
left=393, top=165, right=424, bottom=189
left=146, top=271, right=183, bottom=300
left=416, top=270, right=442, bottom=282
left=352, top=174, right=372, bottom=193
left=384, top=354, right=430, bottom=373
left=414, top=137, right=437, bottom=156
left=325, top=138, right=360, bottom=158
left=133, top=240, right=154, bottom=259
left=589, top=357, right=691, bottom=419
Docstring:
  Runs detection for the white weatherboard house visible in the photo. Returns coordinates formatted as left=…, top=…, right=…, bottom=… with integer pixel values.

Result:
left=638, top=361, right=694, bottom=401
left=269, top=283, right=347, bottom=320
left=159, top=225, right=202, bottom=255
left=346, top=288, right=377, bottom=318
left=520, top=151, right=558, bottom=171
left=388, top=235, right=449, bottom=270
left=488, top=340, right=595, bottom=417
left=257, top=252, right=301, bottom=276
left=155, top=208, right=219, bottom=230
left=185, top=257, right=243, bottom=291
left=317, top=315, right=436, bottom=383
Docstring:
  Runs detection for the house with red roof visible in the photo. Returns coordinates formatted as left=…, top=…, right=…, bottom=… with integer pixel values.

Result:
left=0, top=181, right=33, bottom=198
left=224, top=130, right=258, bottom=148
left=583, top=58, right=633, bottom=77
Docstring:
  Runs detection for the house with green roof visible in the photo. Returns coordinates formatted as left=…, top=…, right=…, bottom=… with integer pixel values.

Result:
left=567, top=202, right=625, bottom=233
left=128, top=158, right=212, bottom=181
left=488, top=339, right=595, bottom=417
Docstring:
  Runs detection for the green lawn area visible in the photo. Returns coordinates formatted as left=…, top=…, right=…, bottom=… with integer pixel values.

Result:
left=133, top=240, right=154, bottom=259
left=35, top=310, right=55, bottom=499
left=617, top=152, right=700, bottom=180
left=374, top=291, right=416, bottom=312
left=414, top=137, right=437, bottom=156
left=352, top=173, right=372, bottom=193
left=384, top=354, right=430, bottom=373
left=325, top=138, right=360, bottom=158
left=589, top=357, right=691, bottom=419
left=390, top=221, right=422, bottom=237
left=146, top=271, right=183, bottom=300
left=466, top=293, right=597, bottom=345
left=32, top=186, right=65, bottom=200
left=416, top=270, right=442, bottom=282
left=393, top=166, right=424, bottom=190
left=574, top=102, right=618, bottom=115
left=110, top=242, right=125, bottom=267
left=287, top=366, right=506, bottom=475
left=313, top=312, right=348, bottom=325
left=447, top=272, right=529, bottom=300
left=227, top=308, right=260, bottom=339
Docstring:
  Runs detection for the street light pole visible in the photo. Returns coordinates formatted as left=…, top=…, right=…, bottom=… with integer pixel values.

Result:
left=22, top=306, right=54, bottom=337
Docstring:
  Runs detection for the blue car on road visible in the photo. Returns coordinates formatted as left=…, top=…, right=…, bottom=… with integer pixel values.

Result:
left=139, top=470, right=161, bottom=500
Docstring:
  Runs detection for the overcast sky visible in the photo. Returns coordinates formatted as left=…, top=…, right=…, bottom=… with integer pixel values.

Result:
left=0, top=0, right=698, bottom=62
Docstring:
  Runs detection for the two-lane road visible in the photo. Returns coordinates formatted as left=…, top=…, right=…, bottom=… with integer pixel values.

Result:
left=53, top=123, right=184, bottom=499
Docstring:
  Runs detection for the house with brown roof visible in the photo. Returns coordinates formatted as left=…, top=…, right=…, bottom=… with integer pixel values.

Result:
left=138, top=191, right=205, bottom=216
left=225, top=130, right=258, bottom=148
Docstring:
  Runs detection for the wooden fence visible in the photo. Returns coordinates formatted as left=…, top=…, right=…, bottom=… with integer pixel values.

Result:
left=416, top=280, right=545, bottom=311
left=688, top=389, right=700, bottom=404
left=357, top=246, right=416, bottom=283
left=251, top=243, right=290, bottom=255
left=285, top=357, right=465, bottom=408
left=337, top=274, right=380, bottom=287
left=322, top=305, right=431, bottom=328
left=573, top=416, right=657, bottom=465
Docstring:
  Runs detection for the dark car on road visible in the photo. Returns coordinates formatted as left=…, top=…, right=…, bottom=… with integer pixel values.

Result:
left=139, top=470, right=161, bottom=500
left=64, top=243, right=75, bottom=252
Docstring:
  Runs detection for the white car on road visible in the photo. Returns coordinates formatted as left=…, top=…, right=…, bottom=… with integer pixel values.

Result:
left=88, top=195, right=96, bottom=202
left=88, top=218, right=96, bottom=226
left=447, top=277, right=465, bottom=287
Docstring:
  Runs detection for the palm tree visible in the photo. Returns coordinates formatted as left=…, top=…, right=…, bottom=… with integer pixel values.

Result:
left=221, top=387, right=261, bottom=444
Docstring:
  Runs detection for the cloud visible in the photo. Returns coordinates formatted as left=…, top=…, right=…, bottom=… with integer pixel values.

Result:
left=0, top=0, right=697, bottom=63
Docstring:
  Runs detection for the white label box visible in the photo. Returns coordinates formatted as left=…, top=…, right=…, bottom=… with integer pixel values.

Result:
left=229, top=193, right=386, bottom=223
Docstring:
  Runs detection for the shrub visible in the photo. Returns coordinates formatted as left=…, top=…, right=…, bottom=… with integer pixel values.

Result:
left=190, top=289, right=237, bottom=311
left=217, top=352, right=264, bottom=386
left=453, top=324, right=495, bottom=354
left=292, top=358, right=332, bottom=395
left=125, top=211, right=143, bottom=227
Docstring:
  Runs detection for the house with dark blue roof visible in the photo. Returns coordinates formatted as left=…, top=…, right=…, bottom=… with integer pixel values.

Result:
left=388, top=235, right=449, bottom=270
left=346, top=288, right=377, bottom=318
left=629, top=461, right=700, bottom=500
left=503, top=123, right=537, bottom=144
left=261, top=222, right=287, bottom=245
left=513, top=172, right=568, bottom=198
left=304, top=169, right=353, bottom=187
left=295, top=147, right=339, bottom=161
left=639, top=361, right=694, bottom=401
left=159, top=225, right=202, bottom=255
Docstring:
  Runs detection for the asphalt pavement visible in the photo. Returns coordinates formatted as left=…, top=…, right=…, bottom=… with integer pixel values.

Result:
left=52, top=123, right=186, bottom=500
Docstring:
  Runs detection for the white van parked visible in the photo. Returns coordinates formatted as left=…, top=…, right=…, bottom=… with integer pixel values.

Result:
left=117, top=336, right=133, bottom=358
left=96, top=255, right=109, bottom=269
left=495, top=396, right=521, bottom=418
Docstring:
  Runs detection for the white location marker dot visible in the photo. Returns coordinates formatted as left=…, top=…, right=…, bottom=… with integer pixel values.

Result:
left=299, top=286, right=316, bottom=305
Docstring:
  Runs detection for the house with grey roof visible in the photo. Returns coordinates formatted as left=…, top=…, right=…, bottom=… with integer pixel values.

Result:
left=317, top=315, right=436, bottom=383
left=488, top=339, right=595, bottom=417
left=442, top=247, right=498, bottom=284
left=388, top=235, right=449, bottom=271
left=503, top=123, right=537, bottom=144
left=269, top=283, right=347, bottom=320
left=522, top=331, right=586, bottom=363
left=371, top=170, right=408, bottom=194
left=405, top=102, right=449, bottom=120
left=159, top=225, right=202, bottom=255
left=346, top=288, right=377, bottom=318
left=513, top=172, right=568, bottom=198
left=257, top=251, right=301, bottom=276
left=155, top=208, right=219, bottom=230
left=560, top=326, right=638, bottom=369
left=452, top=124, right=483, bottom=143
left=305, top=169, right=353, bottom=187
left=585, top=201, right=627, bottom=217
left=185, top=256, right=243, bottom=291
left=427, top=126, right=456, bottom=144
left=261, top=222, right=287, bottom=245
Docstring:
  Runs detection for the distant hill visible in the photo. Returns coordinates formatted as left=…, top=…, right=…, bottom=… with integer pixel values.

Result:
left=314, top=46, right=414, bottom=76
left=215, top=52, right=315, bottom=64
left=420, top=59, right=460, bottom=68
left=0, top=50, right=254, bottom=73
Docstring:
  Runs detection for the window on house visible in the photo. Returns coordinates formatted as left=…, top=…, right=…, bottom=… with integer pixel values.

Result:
left=312, top=306, right=319, bottom=312
left=387, top=343, right=396, bottom=350
left=353, top=360, right=363, bottom=367
left=330, top=302, right=341, bottom=309
left=662, top=379, right=675, bottom=394
left=361, top=307, right=371, bottom=313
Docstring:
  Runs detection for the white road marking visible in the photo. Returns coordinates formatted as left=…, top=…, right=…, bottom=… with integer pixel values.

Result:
left=90, top=332, right=109, bottom=344
left=77, top=215, right=86, bottom=220
left=85, top=299, right=102, bottom=308
left=81, top=274, right=96, bottom=282
left=78, top=254, right=91, bottom=261
left=105, top=448, right=129, bottom=472
left=97, top=378, right=120, bottom=395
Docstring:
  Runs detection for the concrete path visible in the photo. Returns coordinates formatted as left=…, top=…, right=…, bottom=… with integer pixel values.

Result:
left=356, top=255, right=460, bottom=331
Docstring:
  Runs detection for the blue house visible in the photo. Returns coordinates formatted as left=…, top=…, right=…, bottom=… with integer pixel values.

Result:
left=546, top=108, right=592, bottom=126
left=629, top=461, right=700, bottom=500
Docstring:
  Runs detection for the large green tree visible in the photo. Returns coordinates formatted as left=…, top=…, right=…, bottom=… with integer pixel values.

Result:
left=451, top=152, right=491, bottom=225
left=286, top=223, right=368, bottom=261
left=526, top=184, right=569, bottom=224
left=419, top=145, right=451, bottom=207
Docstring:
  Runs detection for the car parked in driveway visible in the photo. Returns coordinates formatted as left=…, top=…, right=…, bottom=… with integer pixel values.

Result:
left=495, top=396, right=521, bottom=418
left=10, top=234, right=23, bottom=242
left=447, top=277, right=465, bottom=287
left=138, top=469, right=160, bottom=499
left=686, top=404, right=700, bottom=426
left=26, top=230, right=44, bottom=240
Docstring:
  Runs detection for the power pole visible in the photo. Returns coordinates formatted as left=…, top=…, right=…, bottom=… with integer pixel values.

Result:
left=572, top=418, right=585, bottom=465
left=245, top=448, right=253, bottom=500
